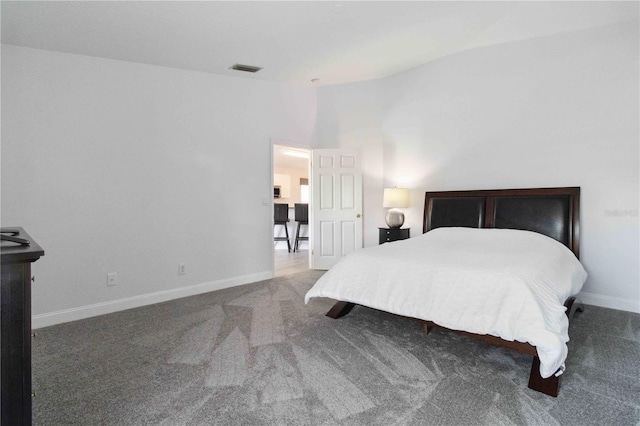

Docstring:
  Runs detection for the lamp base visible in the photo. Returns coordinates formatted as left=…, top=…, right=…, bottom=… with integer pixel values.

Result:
left=385, top=208, right=405, bottom=228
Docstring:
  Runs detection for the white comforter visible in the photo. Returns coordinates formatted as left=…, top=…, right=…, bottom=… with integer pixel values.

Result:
left=305, top=227, right=587, bottom=378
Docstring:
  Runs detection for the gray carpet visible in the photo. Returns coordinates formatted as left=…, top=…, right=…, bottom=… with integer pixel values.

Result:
left=33, top=271, right=640, bottom=425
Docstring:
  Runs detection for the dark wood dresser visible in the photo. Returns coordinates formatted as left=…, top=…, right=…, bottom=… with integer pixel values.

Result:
left=1, top=227, right=44, bottom=426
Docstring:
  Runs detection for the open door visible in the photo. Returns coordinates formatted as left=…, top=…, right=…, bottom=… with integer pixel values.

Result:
left=311, top=149, right=363, bottom=270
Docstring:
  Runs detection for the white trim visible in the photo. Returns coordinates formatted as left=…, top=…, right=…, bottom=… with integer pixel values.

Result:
left=34, top=274, right=637, bottom=329
left=32, top=271, right=273, bottom=329
left=270, top=137, right=312, bottom=269
left=578, top=291, right=640, bottom=314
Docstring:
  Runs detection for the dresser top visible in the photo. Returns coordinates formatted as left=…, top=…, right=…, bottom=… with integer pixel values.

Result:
left=1, top=227, right=45, bottom=264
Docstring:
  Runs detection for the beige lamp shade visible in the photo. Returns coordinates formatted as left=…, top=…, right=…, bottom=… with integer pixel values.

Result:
left=383, top=188, right=409, bottom=228
left=383, top=188, right=409, bottom=208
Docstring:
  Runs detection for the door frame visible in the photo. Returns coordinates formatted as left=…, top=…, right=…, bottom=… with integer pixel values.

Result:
left=270, top=139, right=312, bottom=274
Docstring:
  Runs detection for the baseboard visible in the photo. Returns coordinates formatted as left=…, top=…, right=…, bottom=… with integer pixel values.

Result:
left=32, top=270, right=274, bottom=329
left=578, top=291, right=640, bottom=314
left=33, top=276, right=637, bottom=329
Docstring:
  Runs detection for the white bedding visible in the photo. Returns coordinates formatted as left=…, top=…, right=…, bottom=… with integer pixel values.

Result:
left=305, top=227, right=587, bottom=378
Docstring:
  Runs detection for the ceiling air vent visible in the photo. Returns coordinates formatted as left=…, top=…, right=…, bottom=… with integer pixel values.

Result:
left=230, top=64, right=263, bottom=73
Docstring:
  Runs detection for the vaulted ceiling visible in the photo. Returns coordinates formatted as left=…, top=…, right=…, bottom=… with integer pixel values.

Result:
left=2, top=1, right=636, bottom=87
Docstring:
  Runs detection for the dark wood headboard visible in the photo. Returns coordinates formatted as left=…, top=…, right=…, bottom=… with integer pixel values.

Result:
left=423, top=187, right=580, bottom=258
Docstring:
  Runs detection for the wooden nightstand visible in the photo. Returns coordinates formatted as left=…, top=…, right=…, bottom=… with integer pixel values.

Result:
left=378, top=227, right=410, bottom=244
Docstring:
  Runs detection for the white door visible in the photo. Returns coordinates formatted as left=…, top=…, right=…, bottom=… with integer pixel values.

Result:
left=311, top=149, right=363, bottom=270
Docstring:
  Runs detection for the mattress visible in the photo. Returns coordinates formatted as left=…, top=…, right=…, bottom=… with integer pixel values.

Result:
left=305, top=227, right=588, bottom=378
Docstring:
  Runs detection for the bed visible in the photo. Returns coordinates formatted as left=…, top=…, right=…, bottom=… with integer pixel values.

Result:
left=305, top=187, right=587, bottom=397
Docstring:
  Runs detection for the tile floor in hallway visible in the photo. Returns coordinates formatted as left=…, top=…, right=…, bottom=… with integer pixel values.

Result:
left=274, top=247, right=309, bottom=277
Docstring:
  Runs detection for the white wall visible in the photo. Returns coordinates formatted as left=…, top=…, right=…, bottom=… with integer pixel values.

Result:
left=316, top=22, right=639, bottom=312
left=315, top=79, right=385, bottom=247
left=1, top=45, right=317, bottom=326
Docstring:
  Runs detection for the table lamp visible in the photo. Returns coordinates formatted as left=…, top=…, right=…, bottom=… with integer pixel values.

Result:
left=383, top=187, right=409, bottom=228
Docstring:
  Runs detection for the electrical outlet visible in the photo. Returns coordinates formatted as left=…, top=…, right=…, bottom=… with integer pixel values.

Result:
left=178, top=263, right=186, bottom=275
left=107, top=272, right=117, bottom=287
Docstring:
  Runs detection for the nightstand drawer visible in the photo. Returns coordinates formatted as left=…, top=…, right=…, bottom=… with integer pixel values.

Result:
left=378, top=228, right=410, bottom=244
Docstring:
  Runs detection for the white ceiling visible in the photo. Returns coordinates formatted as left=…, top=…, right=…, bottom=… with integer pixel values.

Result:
left=1, top=1, right=637, bottom=87
left=274, top=145, right=309, bottom=171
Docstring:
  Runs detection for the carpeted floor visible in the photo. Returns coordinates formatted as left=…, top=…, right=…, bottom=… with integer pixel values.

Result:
left=33, top=271, right=640, bottom=425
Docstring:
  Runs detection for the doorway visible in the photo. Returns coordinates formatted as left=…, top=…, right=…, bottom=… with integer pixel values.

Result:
left=272, top=143, right=311, bottom=277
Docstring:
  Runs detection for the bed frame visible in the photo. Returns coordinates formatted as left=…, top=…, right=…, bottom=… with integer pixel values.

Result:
left=325, top=187, right=584, bottom=397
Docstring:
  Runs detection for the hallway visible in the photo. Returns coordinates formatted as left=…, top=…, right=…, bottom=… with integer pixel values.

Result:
left=274, top=248, right=309, bottom=277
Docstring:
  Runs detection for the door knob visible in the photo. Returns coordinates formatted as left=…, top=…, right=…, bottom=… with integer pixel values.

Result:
left=356, top=214, right=361, bottom=218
